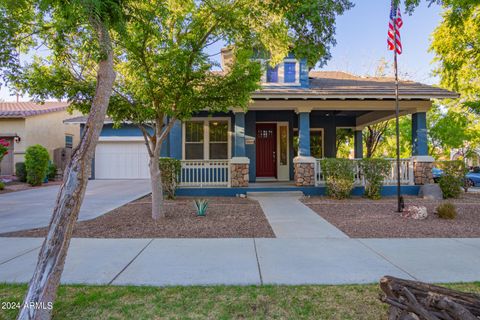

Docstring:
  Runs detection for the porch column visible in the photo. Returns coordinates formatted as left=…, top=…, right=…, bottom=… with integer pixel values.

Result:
left=354, top=130, right=363, bottom=159
left=411, top=112, right=434, bottom=185
left=233, top=111, right=246, bottom=157
left=169, top=119, right=182, bottom=159
left=294, top=108, right=315, bottom=186
left=231, top=109, right=249, bottom=187
left=298, top=111, right=311, bottom=156
left=412, top=112, right=428, bottom=156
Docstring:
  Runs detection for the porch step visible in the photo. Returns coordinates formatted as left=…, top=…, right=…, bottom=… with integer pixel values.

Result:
left=246, top=191, right=304, bottom=198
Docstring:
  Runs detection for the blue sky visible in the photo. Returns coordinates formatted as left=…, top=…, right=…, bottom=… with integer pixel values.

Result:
left=321, top=1, right=442, bottom=83
left=0, top=1, right=443, bottom=101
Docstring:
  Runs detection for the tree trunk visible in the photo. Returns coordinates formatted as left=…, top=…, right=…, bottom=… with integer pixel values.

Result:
left=17, top=20, right=116, bottom=320
left=149, top=153, right=165, bottom=220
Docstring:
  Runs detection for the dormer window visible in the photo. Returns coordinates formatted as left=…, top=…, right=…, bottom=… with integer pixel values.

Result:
left=266, top=65, right=278, bottom=83
left=284, top=62, right=296, bottom=83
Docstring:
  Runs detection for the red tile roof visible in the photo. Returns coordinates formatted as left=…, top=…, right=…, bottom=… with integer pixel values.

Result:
left=0, top=102, right=70, bottom=118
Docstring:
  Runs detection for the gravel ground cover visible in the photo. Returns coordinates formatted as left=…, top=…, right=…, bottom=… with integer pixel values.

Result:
left=303, top=193, right=480, bottom=238
left=1, top=195, right=275, bottom=238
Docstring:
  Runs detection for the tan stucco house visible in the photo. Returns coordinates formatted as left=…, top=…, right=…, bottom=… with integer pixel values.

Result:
left=0, top=102, right=80, bottom=175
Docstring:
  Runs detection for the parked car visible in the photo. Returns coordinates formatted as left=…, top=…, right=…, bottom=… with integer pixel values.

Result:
left=466, top=170, right=480, bottom=187
left=432, top=167, right=443, bottom=183
left=432, top=166, right=480, bottom=189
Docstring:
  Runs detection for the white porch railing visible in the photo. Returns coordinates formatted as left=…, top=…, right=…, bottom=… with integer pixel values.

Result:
left=315, top=158, right=414, bottom=186
left=178, top=160, right=230, bottom=187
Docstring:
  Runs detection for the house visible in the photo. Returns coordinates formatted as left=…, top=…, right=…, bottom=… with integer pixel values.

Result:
left=0, top=102, right=81, bottom=176
left=65, top=51, right=457, bottom=195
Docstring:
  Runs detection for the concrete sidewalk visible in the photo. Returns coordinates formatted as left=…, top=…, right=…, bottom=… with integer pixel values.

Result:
left=250, top=192, right=348, bottom=238
left=1, top=237, right=480, bottom=286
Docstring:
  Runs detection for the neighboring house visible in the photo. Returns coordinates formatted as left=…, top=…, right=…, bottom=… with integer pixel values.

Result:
left=0, top=102, right=81, bottom=176
left=66, top=50, right=457, bottom=195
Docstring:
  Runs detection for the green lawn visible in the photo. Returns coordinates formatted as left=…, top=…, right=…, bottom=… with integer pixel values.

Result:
left=1, top=283, right=479, bottom=319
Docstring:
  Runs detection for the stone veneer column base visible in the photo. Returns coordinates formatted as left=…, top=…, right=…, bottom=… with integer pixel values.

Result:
left=412, top=156, right=435, bottom=185
left=230, top=157, right=249, bottom=187
left=293, top=156, right=316, bottom=186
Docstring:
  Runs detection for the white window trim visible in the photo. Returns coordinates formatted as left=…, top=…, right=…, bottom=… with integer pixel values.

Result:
left=182, top=117, right=231, bottom=160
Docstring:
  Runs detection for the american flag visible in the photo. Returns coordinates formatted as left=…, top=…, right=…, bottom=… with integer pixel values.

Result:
left=387, top=1, right=403, bottom=54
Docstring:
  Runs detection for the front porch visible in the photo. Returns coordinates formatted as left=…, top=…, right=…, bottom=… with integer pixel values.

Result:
left=176, top=101, right=433, bottom=193
left=176, top=158, right=421, bottom=196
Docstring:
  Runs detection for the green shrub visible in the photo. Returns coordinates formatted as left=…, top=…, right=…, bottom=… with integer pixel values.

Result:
left=436, top=202, right=457, bottom=219
left=25, top=145, right=50, bottom=186
left=47, top=162, right=57, bottom=181
left=0, top=181, right=4, bottom=190
left=320, top=158, right=355, bottom=199
left=437, top=160, right=467, bottom=198
left=159, top=158, right=181, bottom=199
left=15, top=162, right=27, bottom=182
left=360, top=158, right=390, bottom=200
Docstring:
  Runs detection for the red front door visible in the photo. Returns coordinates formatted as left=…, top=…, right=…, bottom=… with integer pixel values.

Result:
left=256, top=123, right=277, bottom=178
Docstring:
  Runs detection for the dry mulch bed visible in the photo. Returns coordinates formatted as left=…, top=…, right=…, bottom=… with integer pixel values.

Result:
left=1, top=196, right=275, bottom=238
left=303, top=193, right=480, bottom=238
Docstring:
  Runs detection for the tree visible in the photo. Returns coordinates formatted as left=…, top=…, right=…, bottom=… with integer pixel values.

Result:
left=429, top=103, right=480, bottom=161
left=19, top=0, right=353, bottom=220
left=0, top=1, right=125, bottom=318
left=336, top=128, right=354, bottom=158
left=430, top=1, right=480, bottom=113
left=111, top=0, right=353, bottom=219
left=401, top=0, right=479, bottom=111
left=363, top=121, right=390, bottom=158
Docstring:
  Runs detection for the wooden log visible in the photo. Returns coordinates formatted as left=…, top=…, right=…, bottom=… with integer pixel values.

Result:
left=379, top=276, right=480, bottom=320
left=427, top=294, right=478, bottom=320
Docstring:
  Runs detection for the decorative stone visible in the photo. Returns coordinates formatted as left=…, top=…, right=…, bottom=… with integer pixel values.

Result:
left=413, top=161, right=434, bottom=185
left=418, top=184, right=443, bottom=200
left=402, top=205, right=428, bottom=220
left=230, top=159, right=249, bottom=187
left=294, top=162, right=315, bottom=186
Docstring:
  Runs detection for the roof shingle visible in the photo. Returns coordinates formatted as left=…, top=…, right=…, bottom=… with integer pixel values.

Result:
left=255, top=71, right=458, bottom=99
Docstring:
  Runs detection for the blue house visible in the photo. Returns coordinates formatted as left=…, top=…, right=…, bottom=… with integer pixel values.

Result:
left=66, top=49, right=457, bottom=196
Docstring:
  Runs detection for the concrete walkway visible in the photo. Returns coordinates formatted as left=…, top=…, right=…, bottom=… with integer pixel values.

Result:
left=249, top=192, right=348, bottom=238
left=0, top=180, right=151, bottom=233
left=1, top=237, right=480, bottom=286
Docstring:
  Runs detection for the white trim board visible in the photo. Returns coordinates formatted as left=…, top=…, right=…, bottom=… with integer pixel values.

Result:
left=98, top=136, right=146, bottom=142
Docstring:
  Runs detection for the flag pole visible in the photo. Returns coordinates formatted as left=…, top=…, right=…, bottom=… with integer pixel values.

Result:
left=393, top=12, right=402, bottom=212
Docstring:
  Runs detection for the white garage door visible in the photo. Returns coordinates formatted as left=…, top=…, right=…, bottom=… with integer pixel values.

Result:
left=95, top=140, right=150, bottom=179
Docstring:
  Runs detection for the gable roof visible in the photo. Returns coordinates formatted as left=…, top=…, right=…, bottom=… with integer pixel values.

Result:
left=0, top=102, right=70, bottom=118
left=254, top=71, right=458, bottom=100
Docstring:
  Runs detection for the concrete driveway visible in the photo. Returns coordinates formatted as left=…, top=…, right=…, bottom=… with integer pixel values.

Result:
left=0, top=180, right=151, bottom=233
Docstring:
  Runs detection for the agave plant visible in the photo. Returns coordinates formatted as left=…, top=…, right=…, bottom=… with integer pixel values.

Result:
left=194, top=199, right=209, bottom=217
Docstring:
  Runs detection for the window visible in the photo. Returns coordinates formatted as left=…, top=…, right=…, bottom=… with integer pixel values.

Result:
left=293, top=129, right=323, bottom=158
left=185, top=121, right=204, bottom=159
left=279, top=125, right=288, bottom=165
left=266, top=65, right=278, bottom=83
left=65, top=135, right=73, bottom=148
left=209, top=121, right=228, bottom=159
left=183, top=119, right=230, bottom=160
left=284, top=62, right=296, bottom=83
